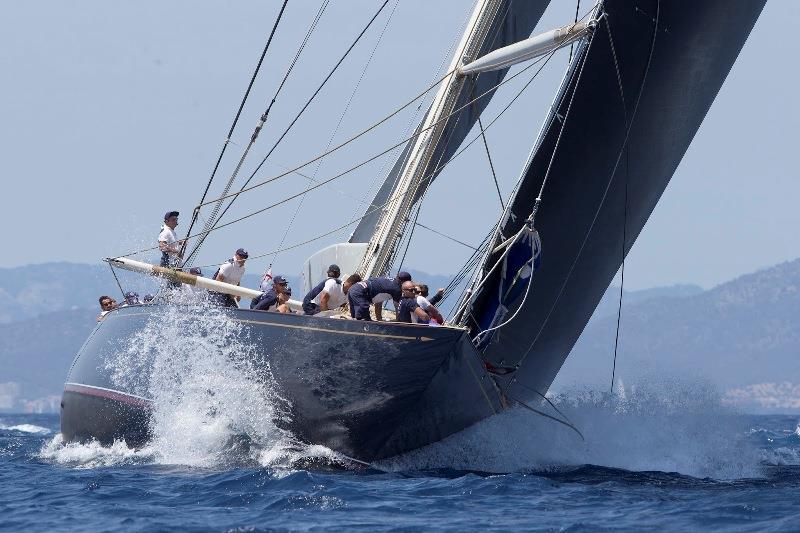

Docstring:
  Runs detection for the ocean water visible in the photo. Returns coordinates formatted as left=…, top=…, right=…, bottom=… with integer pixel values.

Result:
left=3, top=407, right=800, bottom=531
left=4, top=302, right=799, bottom=531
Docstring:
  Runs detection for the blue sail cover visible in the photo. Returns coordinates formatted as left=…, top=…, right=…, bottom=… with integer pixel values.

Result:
left=464, top=0, right=766, bottom=395
left=349, top=0, right=551, bottom=244
left=475, top=228, right=541, bottom=351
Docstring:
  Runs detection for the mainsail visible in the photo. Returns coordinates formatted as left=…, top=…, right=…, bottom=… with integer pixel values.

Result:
left=462, top=0, right=766, bottom=396
left=348, top=0, right=551, bottom=273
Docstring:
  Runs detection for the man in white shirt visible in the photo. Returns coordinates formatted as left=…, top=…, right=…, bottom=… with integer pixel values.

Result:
left=158, top=211, right=185, bottom=267
left=302, top=264, right=347, bottom=315
left=415, top=284, right=445, bottom=325
left=212, top=248, right=248, bottom=307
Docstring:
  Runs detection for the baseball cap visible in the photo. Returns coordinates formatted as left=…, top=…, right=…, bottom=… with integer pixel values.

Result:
left=396, top=271, right=412, bottom=283
left=164, top=210, right=179, bottom=221
left=273, top=275, right=288, bottom=285
left=189, top=267, right=202, bottom=276
left=235, top=248, right=249, bottom=258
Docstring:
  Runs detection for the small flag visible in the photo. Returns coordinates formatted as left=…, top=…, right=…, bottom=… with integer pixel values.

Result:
left=260, top=267, right=273, bottom=291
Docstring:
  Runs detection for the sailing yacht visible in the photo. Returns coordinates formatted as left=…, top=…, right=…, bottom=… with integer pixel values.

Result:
left=61, top=0, right=766, bottom=463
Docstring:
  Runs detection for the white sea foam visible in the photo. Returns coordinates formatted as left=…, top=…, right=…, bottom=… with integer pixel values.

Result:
left=379, top=378, right=765, bottom=479
left=0, top=423, right=51, bottom=434
left=42, top=294, right=335, bottom=470
left=40, top=434, right=151, bottom=468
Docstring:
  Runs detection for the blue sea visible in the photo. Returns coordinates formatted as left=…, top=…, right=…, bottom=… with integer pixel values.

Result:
left=3, top=395, right=800, bottom=531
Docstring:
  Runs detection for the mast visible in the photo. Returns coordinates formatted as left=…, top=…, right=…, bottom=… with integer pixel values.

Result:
left=358, top=0, right=503, bottom=279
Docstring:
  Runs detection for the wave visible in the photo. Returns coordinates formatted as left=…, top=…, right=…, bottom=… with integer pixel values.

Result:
left=379, top=379, right=774, bottom=479
left=39, top=434, right=152, bottom=468
left=0, top=423, right=51, bottom=434
left=42, top=294, right=343, bottom=470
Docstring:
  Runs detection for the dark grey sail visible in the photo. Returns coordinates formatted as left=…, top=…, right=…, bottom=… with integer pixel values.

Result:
left=464, top=0, right=766, bottom=397
left=349, top=0, right=550, bottom=244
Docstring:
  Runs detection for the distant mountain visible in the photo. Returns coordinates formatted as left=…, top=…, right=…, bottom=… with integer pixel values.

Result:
left=556, top=259, right=800, bottom=411
left=591, top=283, right=704, bottom=321
left=0, top=308, right=96, bottom=411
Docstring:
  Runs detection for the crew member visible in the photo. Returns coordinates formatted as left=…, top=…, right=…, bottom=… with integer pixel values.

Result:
left=415, top=284, right=444, bottom=324
left=97, top=295, right=118, bottom=322
left=428, top=286, right=446, bottom=307
left=347, top=271, right=411, bottom=321
left=158, top=211, right=184, bottom=267
left=212, top=248, right=248, bottom=307
left=183, top=267, right=205, bottom=295
left=121, top=291, right=140, bottom=307
left=252, top=275, right=290, bottom=311
left=396, top=281, right=430, bottom=324
left=302, top=264, right=347, bottom=315
left=275, top=291, right=294, bottom=314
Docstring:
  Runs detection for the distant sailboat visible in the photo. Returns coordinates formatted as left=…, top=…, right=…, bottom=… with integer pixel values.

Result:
left=61, top=0, right=766, bottom=462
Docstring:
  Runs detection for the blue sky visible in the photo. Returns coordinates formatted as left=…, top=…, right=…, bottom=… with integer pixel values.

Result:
left=0, top=1, right=796, bottom=290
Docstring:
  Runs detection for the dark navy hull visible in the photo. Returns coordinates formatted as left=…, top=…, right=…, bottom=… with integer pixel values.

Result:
left=61, top=305, right=502, bottom=461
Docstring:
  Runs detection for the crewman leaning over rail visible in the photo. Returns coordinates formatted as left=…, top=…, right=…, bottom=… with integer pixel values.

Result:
left=347, top=271, right=411, bottom=321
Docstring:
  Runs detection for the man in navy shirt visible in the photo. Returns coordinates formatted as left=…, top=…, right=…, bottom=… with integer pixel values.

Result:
left=251, top=275, right=290, bottom=311
left=396, top=281, right=430, bottom=324
left=348, top=271, right=412, bottom=321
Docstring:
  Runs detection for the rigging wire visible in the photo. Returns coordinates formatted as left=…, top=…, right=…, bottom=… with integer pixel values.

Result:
left=611, top=149, right=628, bottom=394
left=183, top=0, right=330, bottom=266
left=184, top=0, right=334, bottom=265
left=512, top=1, right=661, bottom=376
left=270, top=0, right=399, bottom=269
left=107, top=261, right=127, bottom=300
left=113, top=48, right=556, bottom=264
left=606, top=11, right=630, bottom=395
left=510, top=382, right=585, bottom=441
left=180, top=0, right=290, bottom=260
left=478, top=116, right=504, bottom=211
left=183, top=57, right=551, bottom=272
left=568, top=0, right=581, bottom=64
left=188, top=0, right=392, bottom=264
left=413, top=222, right=478, bottom=251
left=195, top=51, right=551, bottom=211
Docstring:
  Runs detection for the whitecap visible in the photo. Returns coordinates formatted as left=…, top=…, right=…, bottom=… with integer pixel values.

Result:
left=0, top=423, right=51, bottom=434
left=39, top=434, right=153, bottom=468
